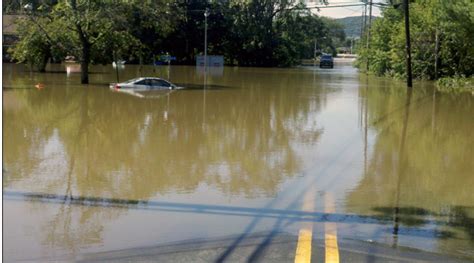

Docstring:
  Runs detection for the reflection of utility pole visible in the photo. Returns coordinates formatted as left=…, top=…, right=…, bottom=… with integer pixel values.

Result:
left=366, top=0, right=373, bottom=72
left=202, top=80, right=207, bottom=129
left=392, top=88, right=413, bottom=247
left=431, top=87, right=436, bottom=134
left=203, top=7, right=208, bottom=125
left=364, top=77, right=368, bottom=176
left=164, top=92, right=170, bottom=121
left=203, top=8, right=208, bottom=129
left=167, top=60, right=170, bottom=81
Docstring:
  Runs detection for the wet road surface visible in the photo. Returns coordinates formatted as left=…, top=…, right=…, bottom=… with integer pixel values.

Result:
left=3, top=63, right=474, bottom=262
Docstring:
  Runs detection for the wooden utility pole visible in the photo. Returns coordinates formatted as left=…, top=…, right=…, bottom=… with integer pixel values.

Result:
left=113, top=50, right=119, bottom=83
left=404, top=0, right=413, bottom=88
left=366, top=0, right=373, bottom=72
left=434, top=28, right=440, bottom=80
left=314, top=38, right=317, bottom=66
left=361, top=3, right=367, bottom=37
left=204, top=8, right=209, bottom=74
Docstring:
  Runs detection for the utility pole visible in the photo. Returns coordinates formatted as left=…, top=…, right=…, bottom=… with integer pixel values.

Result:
left=404, top=0, right=413, bottom=88
left=366, top=0, right=373, bottom=72
left=434, top=28, right=440, bottom=80
left=350, top=38, right=353, bottom=54
left=360, top=5, right=365, bottom=38
left=314, top=38, right=317, bottom=66
left=363, top=1, right=367, bottom=33
left=113, top=49, right=119, bottom=83
left=314, top=38, right=317, bottom=58
left=204, top=8, right=209, bottom=74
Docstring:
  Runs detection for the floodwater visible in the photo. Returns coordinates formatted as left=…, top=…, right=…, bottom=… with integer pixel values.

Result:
left=3, top=63, right=474, bottom=261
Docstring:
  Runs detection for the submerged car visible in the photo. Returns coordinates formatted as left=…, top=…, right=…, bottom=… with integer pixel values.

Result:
left=319, top=54, right=334, bottom=68
left=110, top=77, right=177, bottom=91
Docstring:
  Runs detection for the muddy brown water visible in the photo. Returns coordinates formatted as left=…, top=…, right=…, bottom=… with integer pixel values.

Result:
left=3, top=63, right=474, bottom=261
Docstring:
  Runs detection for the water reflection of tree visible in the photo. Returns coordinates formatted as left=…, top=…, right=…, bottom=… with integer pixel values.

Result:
left=347, top=82, right=474, bottom=257
left=4, top=84, right=126, bottom=251
left=93, top=69, right=326, bottom=199
left=3, top=65, right=327, bottom=253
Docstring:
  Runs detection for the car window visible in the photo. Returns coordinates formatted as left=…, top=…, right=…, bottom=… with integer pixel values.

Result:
left=149, top=79, right=161, bottom=86
left=322, top=55, right=332, bottom=60
left=157, top=80, right=171, bottom=87
left=148, top=79, right=170, bottom=87
left=136, top=79, right=149, bottom=85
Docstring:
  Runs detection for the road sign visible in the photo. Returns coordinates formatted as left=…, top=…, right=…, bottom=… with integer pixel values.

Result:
left=159, top=55, right=176, bottom=61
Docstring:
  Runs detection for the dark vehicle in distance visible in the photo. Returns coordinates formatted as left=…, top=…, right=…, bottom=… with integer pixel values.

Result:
left=110, top=77, right=177, bottom=91
left=319, top=54, right=334, bottom=68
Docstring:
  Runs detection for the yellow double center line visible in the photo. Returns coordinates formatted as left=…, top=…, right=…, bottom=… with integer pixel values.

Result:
left=325, top=192, right=340, bottom=263
left=294, top=190, right=315, bottom=263
left=294, top=191, right=340, bottom=263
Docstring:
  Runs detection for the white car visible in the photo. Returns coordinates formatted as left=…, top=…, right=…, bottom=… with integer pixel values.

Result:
left=110, top=77, right=177, bottom=91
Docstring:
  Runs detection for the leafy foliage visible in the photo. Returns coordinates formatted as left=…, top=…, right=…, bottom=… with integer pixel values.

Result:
left=357, top=0, right=474, bottom=81
left=437, top=76, right=474, bottom=94
left=9, top=0, right=341, bottom=82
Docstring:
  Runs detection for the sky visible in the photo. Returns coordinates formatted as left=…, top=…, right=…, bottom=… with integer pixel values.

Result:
left=308, top=0, right=384, bottom=19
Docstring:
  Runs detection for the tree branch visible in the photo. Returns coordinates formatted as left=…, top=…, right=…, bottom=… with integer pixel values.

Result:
left=25, top=14, right=68, bottom=52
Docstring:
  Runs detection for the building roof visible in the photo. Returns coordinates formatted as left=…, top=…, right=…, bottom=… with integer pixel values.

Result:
left=3, top=15, right=22, bottom=35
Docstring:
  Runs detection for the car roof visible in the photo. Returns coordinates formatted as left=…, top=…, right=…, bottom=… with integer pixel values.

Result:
left=144, top=77, right=165, bottom=80
left=138, top=77, right=167, bottom=81
left=123, top=77, right=168, bottom=84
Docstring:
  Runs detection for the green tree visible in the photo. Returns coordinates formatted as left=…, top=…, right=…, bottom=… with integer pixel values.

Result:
left=51, top=0, right=138, bottom=84
left=357, top=0, right=474, bottom=80
left=320, top=17, right=346, bottom=56
left=159, top=0, right=333, bottom=67
left=10, top=0, right=174, bottom=84
left=9, top=0, right=341, bottom=78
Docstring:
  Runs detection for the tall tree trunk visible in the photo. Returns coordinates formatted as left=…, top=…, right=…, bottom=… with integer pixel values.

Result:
left=37, top=49, right=51, bottom=73
left=80, top=38, right=90, bottom=84
left=71, top=0, right=90, bottom=84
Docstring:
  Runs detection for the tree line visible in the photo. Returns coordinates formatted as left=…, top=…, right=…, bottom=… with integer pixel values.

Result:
left=356, top=0, right=474, bottom=82
left=6, top=0, right=345, bottom=84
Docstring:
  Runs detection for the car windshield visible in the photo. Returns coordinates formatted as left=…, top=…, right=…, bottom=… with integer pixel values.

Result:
left=322, top=55, right=332, bottom=59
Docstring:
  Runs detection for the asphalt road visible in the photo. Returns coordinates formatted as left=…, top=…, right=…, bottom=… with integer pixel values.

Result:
left=79, top=232, right=469, bottom=263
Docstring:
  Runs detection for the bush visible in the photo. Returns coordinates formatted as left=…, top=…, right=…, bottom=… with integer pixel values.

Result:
left=356, top=0, right=474, bottom=84
left=437, top=77, right=474, bottom=94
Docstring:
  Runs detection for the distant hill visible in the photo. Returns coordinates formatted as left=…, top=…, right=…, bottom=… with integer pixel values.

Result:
left=335, top=16, right=379, bottom=39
